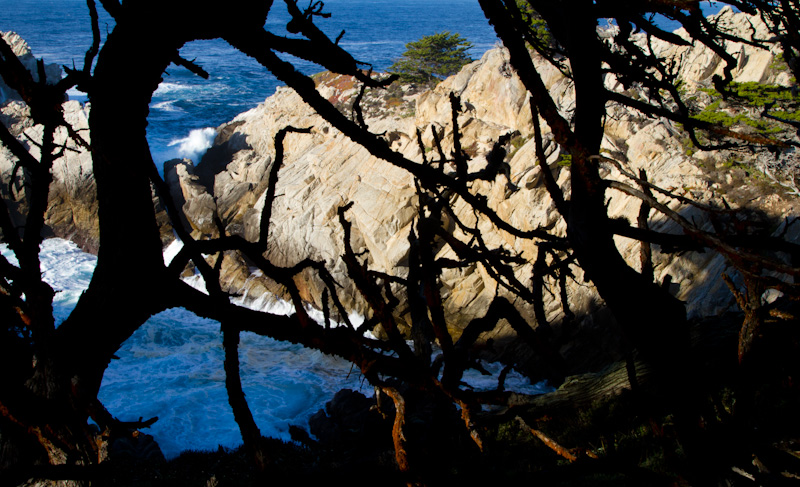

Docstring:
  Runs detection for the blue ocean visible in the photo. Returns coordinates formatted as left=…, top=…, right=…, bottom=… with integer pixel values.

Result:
left=0, top=0, right=731, bottom=459
left=0, top=0, right=499, bottom=165
left=0, top=0, right=558, bottom=458
left=0, top=238, right=550, bottom=457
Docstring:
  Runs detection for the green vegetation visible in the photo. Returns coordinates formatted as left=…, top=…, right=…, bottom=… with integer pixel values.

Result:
left=680, top=134, right=696, bottom=156
left=515, top=0, right=553, bottom=48
left=769, top=52, right=797, bottom=82
left=507, top=133, right=529, bottom=160
left=692, top=81, right=800, bottom=136
left=389, top=31, right=473, bottom=84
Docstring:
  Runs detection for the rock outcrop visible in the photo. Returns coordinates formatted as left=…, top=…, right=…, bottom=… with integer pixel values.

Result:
left=0, top=32, right=101, bottom=252
left=2, top=10, right=798, bottom=375
left=653, top=6, right=792, bottom=88
left=0, top=32, right=62, bottom=104
left=166, top=8, right=799, bottom=374
left=0, top=32, right=176, bottom=253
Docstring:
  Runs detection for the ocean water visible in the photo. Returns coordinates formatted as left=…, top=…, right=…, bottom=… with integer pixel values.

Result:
left=1, top=238, right=551, bottom=458
left=0, top=0, right=499, bottom=167
left=0, top=240, right=368, bottom=456
left=0, top=0, right=548, bottom=459
left=1, top=0, right=729, bottom=459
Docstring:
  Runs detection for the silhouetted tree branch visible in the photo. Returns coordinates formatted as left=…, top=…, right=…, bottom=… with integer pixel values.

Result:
left=4, top=1, right=800, bottom=483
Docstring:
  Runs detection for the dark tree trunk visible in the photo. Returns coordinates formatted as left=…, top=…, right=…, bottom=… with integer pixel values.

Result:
left=37, top=2, right=277, bottom=470
left=56, top=14, right=176, bottom=403
left=480, top=0, right=689, bottom=378
left=55, top=0, right=276, bottom=403
left=0, top=9, right=185, bottom=477
left=566, top=7, right=688, bottom=377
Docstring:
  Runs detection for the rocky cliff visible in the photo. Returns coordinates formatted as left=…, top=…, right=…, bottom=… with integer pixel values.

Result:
left=2, top=9, right=798, bottom=374
left=168, top=7, right=800, bottom=372
left=0, top=31, right=101, bottom=252
left=0, top=32, right=173, bottom=253
left=0, top=32, right=62, bottom=104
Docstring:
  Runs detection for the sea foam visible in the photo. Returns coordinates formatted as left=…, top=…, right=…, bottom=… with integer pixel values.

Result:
left=167, top=127, right=217, bottom=164
left=1, top=239, right=96, bottom=325
left=154, top=82, right=191, bottom=95
left=1, top=238, right=551, bottom=458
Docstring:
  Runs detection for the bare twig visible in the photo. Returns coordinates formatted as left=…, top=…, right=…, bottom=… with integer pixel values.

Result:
left=516, top=416, right=579, bottom=462
left=381, top=386, right=410, bottom=473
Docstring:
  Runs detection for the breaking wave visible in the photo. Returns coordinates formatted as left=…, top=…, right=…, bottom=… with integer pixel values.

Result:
left=1, top=238, right=551, bottom=458
left=167, top=127, right=217, bottom=163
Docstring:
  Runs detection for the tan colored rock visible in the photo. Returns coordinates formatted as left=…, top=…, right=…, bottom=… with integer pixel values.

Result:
left=175, top=9, right=800, bottom=366
left=165, top=158, right=219, bottom=239
left=649, top=7, right=787, bottom=88
left=0, top=100, right=101, bottom=251
left=2, top=14, right=793, bottom=373
left=0, top=32, right=62, bottom=103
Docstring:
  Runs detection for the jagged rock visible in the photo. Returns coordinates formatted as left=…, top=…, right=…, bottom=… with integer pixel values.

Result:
left=308, top=389, right=387, bottom=446
left=653, top=6, right=790, bottom=88
left=42, top=101, right=100, bottom=251
left=0, top=34, right=98, bottom=250
left=109, top=432, right=166, bottom=463
left=0, top=32, right=62, bottom=104
left=0, top=38, right=173, bottom=253
left=3, top=14, right=798, bottom=377
left=166, top=9, right=800, bottom=377
left=165, top=158, right=219, bottom=239
left=0, top=97, right=101, bottom=251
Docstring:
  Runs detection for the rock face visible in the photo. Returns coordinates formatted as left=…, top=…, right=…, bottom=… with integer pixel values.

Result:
left=0, top=33, right=173, bottom=253
left=0, top=32, right=101, bottom=252
left=0, top=101, right=101, bottom=252
left=0, top=32, right=62, bottom=104
left=38, top=102, right=100, bottom=252
left=2, top=12, right=798, bottom=374
left=165, top=8, right=799, bottom=373
left=654, top=6, right=791, bottom=87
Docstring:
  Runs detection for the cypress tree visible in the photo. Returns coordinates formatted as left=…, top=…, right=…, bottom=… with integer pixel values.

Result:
left=389, top=31, right=473, bottom=84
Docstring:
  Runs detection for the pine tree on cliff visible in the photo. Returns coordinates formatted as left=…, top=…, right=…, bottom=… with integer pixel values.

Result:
left=389, top=31, right=473, bottom=84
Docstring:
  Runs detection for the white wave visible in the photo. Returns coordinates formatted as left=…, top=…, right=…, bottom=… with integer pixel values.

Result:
left=168, top=127, right=216, bottom=163
left=461, top=359, right=553, bottom=396
left=4, top=238, right=548, bottom=458
left=231, top=280, right=368, bottom=332
left=37, top=239, right=96, bottom=306
left=1, top=238, right=96, bottom=325
left=66, top=87, right=88, bottom=104
left=183, top=273, right=209, bottom=295
left=0, top=242, right=15, bottom=265
left=154, top=82, right=191, bottom=95
left=151, top=100, right=182, bottom=113
left=162, top=238, right=183, bottom=267
left=233, top=291, right=294, bottom=316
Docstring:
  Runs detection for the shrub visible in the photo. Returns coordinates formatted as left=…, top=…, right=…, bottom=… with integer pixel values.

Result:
left=515, top=0, right=553, bottom=48
left=389, top=31, right=473, bottom=84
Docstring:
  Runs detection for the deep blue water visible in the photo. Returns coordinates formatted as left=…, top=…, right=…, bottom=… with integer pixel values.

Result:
left=1, top=239, right=551, bottom=457
left=0, top=0, right=499, bottom=165
left=0, top=0, right=727, bottom=165
left=0, top=0, right=725, bottom=458
left=0, top=0, right=544, bottom=458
